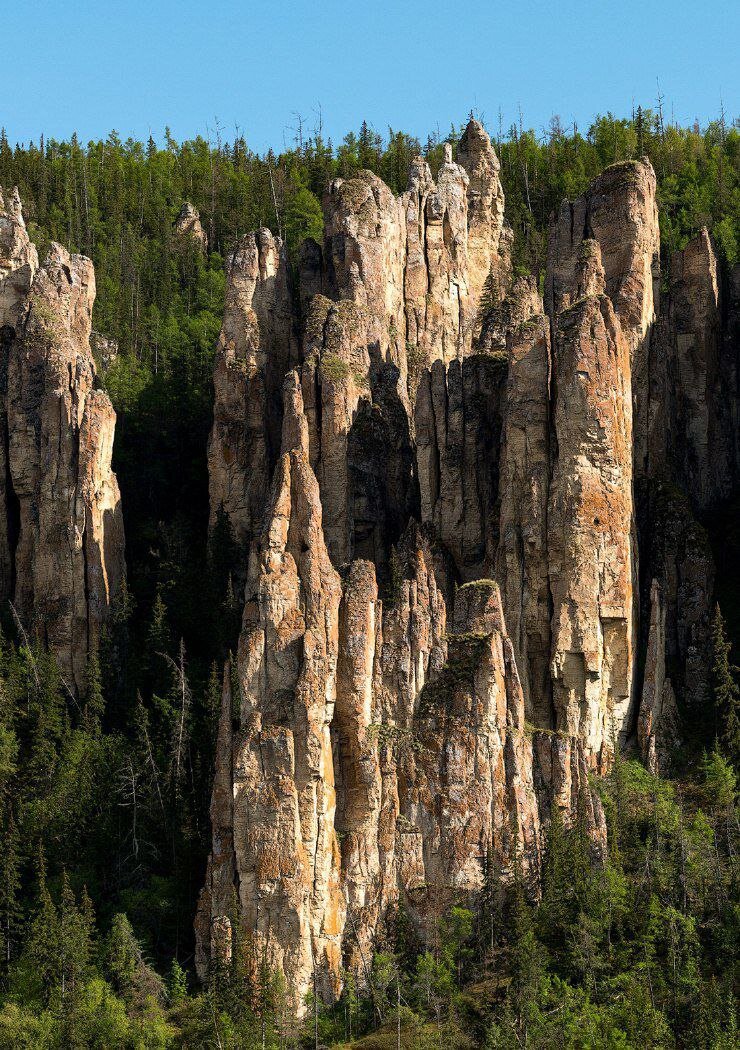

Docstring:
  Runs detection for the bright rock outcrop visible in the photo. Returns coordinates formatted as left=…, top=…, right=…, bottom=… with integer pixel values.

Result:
left=547, top=242, right=636, bottom=763
left=0, top=190, right=125, bottom=690
left=198, top=137, right=734, bottom=1011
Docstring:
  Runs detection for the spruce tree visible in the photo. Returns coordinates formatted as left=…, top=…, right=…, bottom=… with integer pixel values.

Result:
left=82, top=649, right=104, bottom=734
left=23, top=845, right=60, bottom=1004
left=0, top=810, right=21, bottom=972
left=711, top=604, right=740, bottom=766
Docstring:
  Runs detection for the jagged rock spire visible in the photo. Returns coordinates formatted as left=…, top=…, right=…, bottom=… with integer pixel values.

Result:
left=199, top=139, right=738, bottom=1015
left=0, top=191, right=125, bottom=690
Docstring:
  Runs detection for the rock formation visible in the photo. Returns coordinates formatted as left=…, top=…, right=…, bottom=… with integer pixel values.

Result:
left=0, top=189, right=125, bottom=691
left=414, top=353, right=506, bottom=578
left=546, top=158, right=660, bottom=480
left=0, top=187, right=38, bottom=332
left=199, top=132, right=736, bottom=1011
left=652, top=229, right=736, bottom=508
left=175, top=201, right=208, bottom=252
left=547, top=242, right=636, bottom=764
left=496, top=279, right=551, bottom=724
left=208, top=228, right=296, bottom=571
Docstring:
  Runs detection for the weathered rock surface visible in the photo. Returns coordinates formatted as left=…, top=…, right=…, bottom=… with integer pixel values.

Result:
left=0, top=192, right=125, bottom=690
left=457, top=119, right=509, bottom=313
left=547, top=243, right=636, bottom=764
left=657, top=229, right=736, bottom=509
left=0, top=188, right=39, bottom=603
left=324, top=171, right=407, bottom=369
left=415, top=354, right=506, bottom=577
left=199, top=142, right=734, bottom=1013
left=227, top=373, right=345, bottom=1003
left=546, top=158, right=660, bottom=480
left=175, top=201, right=208, bottom=252
left=208, top=228, right=296, bottom=568
left=638, top=579, right=680, bottom=774
left=497, top=280, right=552, bottom=725
left=0, top=187, right=38, bottom=331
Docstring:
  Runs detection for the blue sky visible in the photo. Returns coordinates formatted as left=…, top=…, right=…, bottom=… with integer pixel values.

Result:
left=4, top=0, right=738, bottom=150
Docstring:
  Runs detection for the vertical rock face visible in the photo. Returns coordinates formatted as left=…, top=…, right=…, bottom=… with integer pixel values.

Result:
left=638, top=580, right=680, bottom=774
left=0, top=187, right=38, bottom=331
left=208, top=229, right=295, bottom=565
left=659, top=230, right=735, bottom=509
left=200, top=122, right=543, bottom=1011
left=0, top=191, right=125, bottom=690
left=301, top=296, right=371, bottom=565
left=225, top=374, right=345, bottom=1002
left=403, top=147, right=472, bottom=367
left=0, top=188, right=39, bottom=603
left=546, top=159, right=659, bottom=343
left=324, top=172, right=407, bottom=368
left=546, top=159, right=660, bottom=480
left=547, top=244, right=636, bottom=763
left=630, top=230, right=732, bottom=743
left=399, top=576, right=540, bottom=907
left=200, top=136, right=731, bottom=1010
left=457, top=119, right=508, bottom=310
left=414, top=354, right=506, bottom=578
left=497, top=280, right=552, bottom=724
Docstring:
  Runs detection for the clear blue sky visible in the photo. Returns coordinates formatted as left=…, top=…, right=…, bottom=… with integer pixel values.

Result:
left=4, top=0, right=738, bottom=150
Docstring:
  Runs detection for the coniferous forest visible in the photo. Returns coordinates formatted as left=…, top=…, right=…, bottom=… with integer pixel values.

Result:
left=0, top=107, right=738, bottom=1047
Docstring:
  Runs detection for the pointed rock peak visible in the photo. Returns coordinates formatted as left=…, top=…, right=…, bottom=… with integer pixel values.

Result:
left=455, top=118, right=509, bottom=312
left=407, top=154, right=434, bottom=193
left=177, top=201, right=198, bottom=222
left=33, top=242, right=96, bottom=341
left=281, top=369, right=309, bottom=457
left=175, top=201, right=208, bottom=251
left=0, top=187, right=38, bottom=329
left=1, top=187, right=35, bottom=251
left=2, top=186, right=22, bottom=222
left=458, top=118, right=500, bottom=174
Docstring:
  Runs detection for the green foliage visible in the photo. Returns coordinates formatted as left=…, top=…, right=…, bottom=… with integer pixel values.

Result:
left=711, top=604, right=740, bottom=766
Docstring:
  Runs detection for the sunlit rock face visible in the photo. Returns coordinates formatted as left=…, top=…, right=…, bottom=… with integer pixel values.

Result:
left=198, top=139, right=733, bottom=1011
left=0, top=191, right=124, bottom=691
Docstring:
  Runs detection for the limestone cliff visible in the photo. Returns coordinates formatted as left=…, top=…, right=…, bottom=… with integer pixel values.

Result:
left=198, top=137, right=734, bottom=1010
left=0, top=190, right=125, bottom=690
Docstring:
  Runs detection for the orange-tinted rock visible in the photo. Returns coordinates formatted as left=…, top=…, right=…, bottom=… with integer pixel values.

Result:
left=547, top=246, right=636, bottom=763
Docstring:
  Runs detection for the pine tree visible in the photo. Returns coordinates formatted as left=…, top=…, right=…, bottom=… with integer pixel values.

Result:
left=168, top=958, right=188, bottom=1004
left=145, top=586, right=171, bottom=697
left=58, top=872, right=94, bottom=1001
left=0, top=810, right=21, bottom=972
left=82, top=648, right=104, bottom=733
left=711, top=604, right=740, bottom=765
left=22, top=845, right=60, bottom=1004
